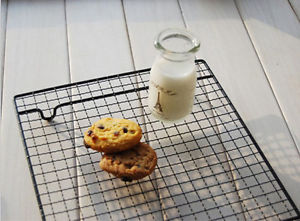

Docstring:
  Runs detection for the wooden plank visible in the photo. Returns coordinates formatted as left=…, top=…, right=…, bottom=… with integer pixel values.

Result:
left=65, top=0, right=137, bottom=219
left=0, top=0, right=72, bottom=220
left=123, top=0, right=185, bottom=69
left=0, top=1, right=7, bottom=219
left=123, top=1, right=245, bottom=220
left=179, top=0, right=300, bottom=210
left=289, top=0, right=300, bottom=21
left=0, top=0, right=8, bottom=131
left=66, top=0, right=133, bottom=81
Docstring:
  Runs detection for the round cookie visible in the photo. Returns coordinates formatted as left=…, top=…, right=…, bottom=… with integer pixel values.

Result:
left=99, top=142, right=157, bottom=181
left=84, top=118, right=142, bottom=153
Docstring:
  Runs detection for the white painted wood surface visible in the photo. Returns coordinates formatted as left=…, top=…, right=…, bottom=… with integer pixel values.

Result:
left=0, top=0, right=71, bottom=220
left=179, top=0, right=300, bottom=209
left=66, top=0, right=135, bottom=219
left=123, top=0, right=185, bottom=69
left=236, top=0, right=300, bottom=152
left=66, top=0, right=133, bottom=80
left=1, top=0, right=300, bottom=220
left=0, top=0, right=7, bottom=130
left=124, top=1, right=245, bottom=219
left=290, top=0, right=300, bottom=21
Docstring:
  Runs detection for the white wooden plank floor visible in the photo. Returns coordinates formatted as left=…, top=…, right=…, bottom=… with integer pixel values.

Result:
left=66, top=1, right=135, bottom=219
left=1, top=0, right=299, bottom=220
left=235, top=0, right=300, bottom=208
left=179, top=0, right=300, bottom=210
left=0, top=0, right=71, bottom=220
left=123, top=0, right=185, bottom=69
left=236, top=0, right=300, bottom=152
left=66, top=0, right=133, bottom=80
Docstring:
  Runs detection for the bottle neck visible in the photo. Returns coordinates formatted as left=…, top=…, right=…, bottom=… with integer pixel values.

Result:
left=154, top=28, right=200, bottom=62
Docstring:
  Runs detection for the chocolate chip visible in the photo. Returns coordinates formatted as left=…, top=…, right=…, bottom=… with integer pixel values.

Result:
left=123, top=127, right=128, bottom=133
left=110, top=156, right=116, bottom=163
left=84, top=141, right=91, bottom=149
left=129, top=130, right=135, bottom=134
left=114, top=131, right=120, bottom=136
left=87, top=130, right=93, bottom=136
left=122, top=177, right=132, bottom=182
left=97, top=124, right=105, bottom=129
left=125, top=163, right=132, bottom=169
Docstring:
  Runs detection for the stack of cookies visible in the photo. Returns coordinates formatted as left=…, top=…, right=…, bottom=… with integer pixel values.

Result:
left=84, top=118, right=157, bottom=182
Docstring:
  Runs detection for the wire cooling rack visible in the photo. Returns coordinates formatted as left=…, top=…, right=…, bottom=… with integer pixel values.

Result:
left=15, top=60, right=299, bottom=221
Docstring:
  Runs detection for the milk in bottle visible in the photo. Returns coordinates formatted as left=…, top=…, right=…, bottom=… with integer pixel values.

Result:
left=148, top=28, right=200, bottom=122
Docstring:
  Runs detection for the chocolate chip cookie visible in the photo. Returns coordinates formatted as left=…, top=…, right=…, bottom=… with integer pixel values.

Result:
left=99, top=142, right=157, bottom=181
left=84, top=118, right=142, bottom=153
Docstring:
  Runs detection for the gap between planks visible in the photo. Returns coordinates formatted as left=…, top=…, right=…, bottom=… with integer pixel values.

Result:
left=63, top=0, right=80, bottom=219
left=121, top=0, right=136, bottom=71
left=288, top=0, right=300, bottom=22
left=0, top=0, right=8, bottom=130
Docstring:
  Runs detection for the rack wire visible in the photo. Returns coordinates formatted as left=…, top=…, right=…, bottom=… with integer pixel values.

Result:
left=15, top=60, right=299, bottom=221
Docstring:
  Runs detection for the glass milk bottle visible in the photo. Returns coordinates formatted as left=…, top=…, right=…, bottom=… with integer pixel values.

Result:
left=148, top=28, right=200, bottom=122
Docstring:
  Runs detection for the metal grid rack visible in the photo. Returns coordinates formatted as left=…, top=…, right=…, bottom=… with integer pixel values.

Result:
left=14, top=60, right=300, bottom=221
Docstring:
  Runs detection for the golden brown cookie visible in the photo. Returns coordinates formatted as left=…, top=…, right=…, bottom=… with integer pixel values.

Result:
left=99, top=142, right=157, bottom=181
left=84, top=118, right=142, bottom=153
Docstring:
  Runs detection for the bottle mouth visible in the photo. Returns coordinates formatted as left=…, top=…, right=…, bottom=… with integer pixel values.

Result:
left=154, top=28, right=200, bottom=56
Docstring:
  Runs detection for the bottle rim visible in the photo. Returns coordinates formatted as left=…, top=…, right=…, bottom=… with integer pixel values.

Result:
left=154, top=28, right=200, bottom=55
